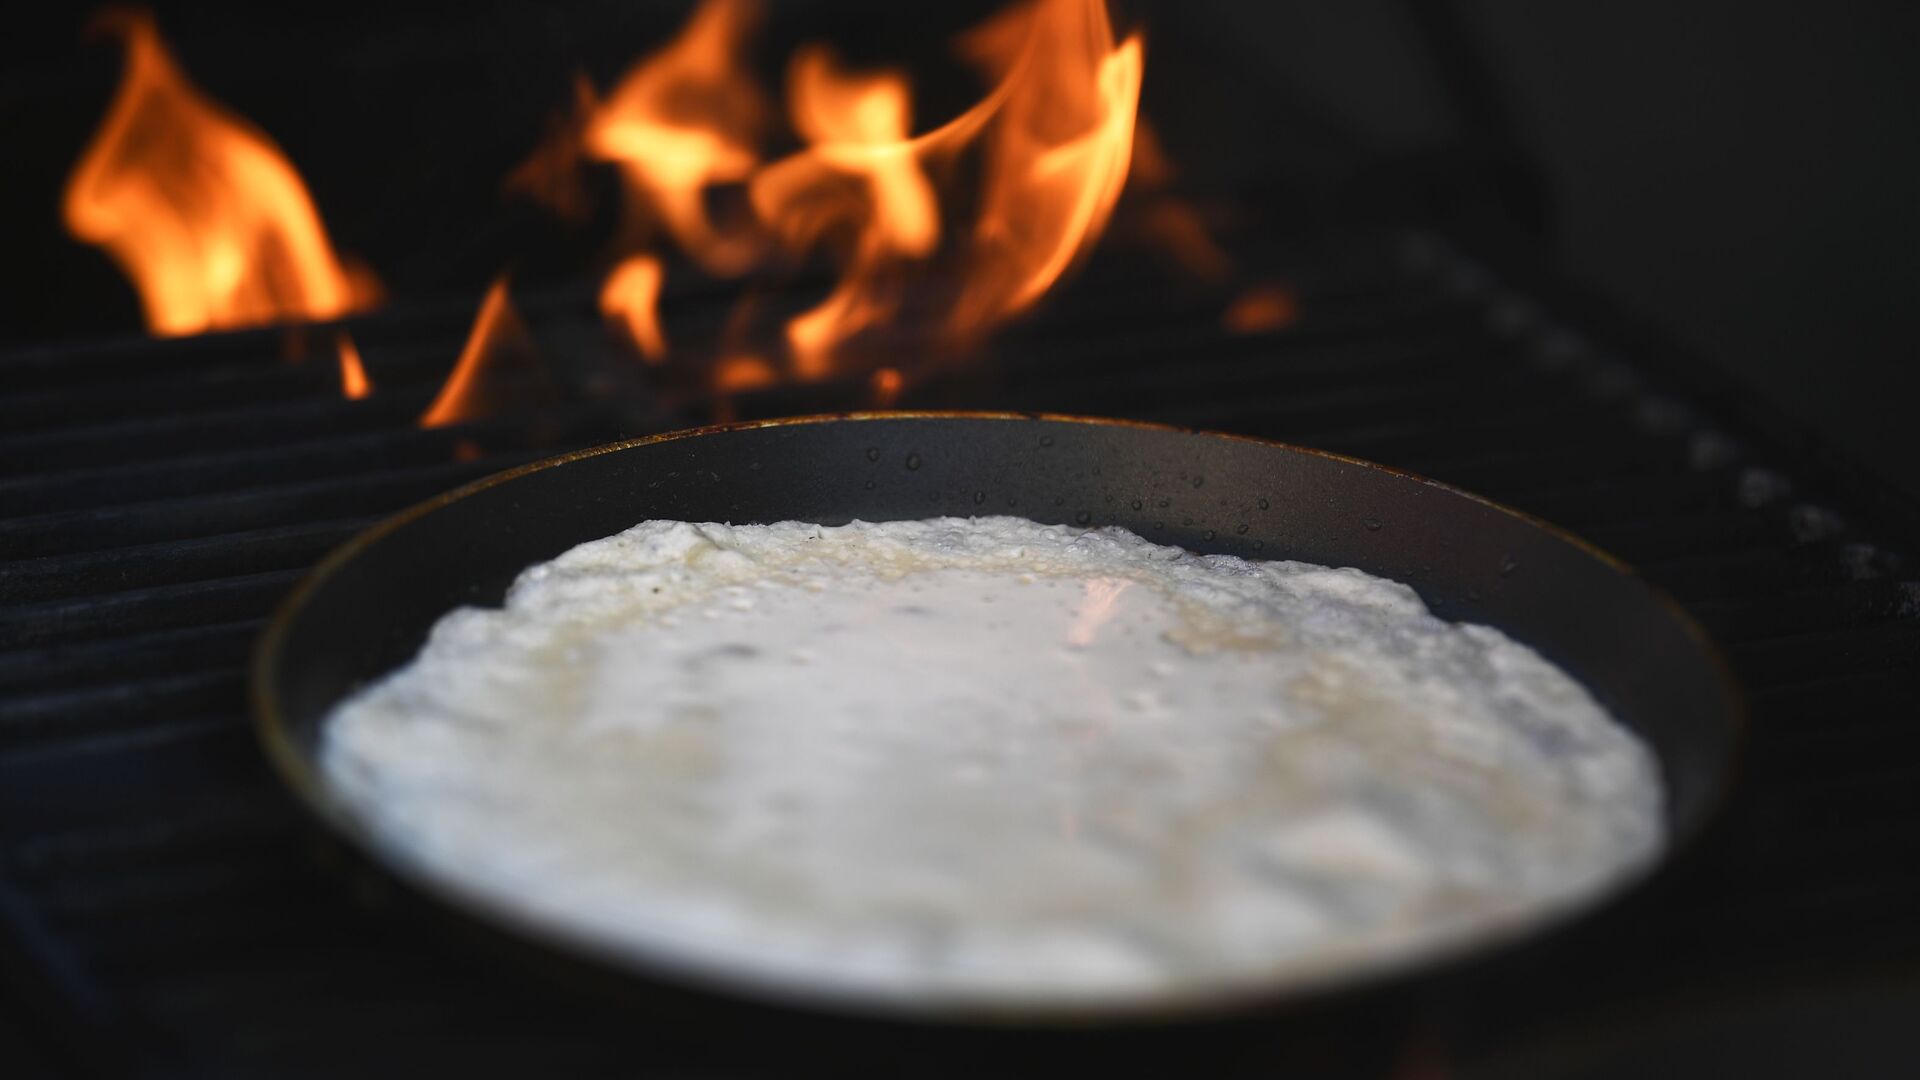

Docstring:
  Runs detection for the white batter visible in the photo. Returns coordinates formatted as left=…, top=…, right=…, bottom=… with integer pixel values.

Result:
left=322, top=517, right=1663, bottom=1006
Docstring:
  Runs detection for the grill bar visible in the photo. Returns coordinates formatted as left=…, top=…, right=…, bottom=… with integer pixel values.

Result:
left=0, top=453, right=549, bottom=560
left=0, top=620, right=261, bottom=696
left=0, top=520, right=375, bottom=605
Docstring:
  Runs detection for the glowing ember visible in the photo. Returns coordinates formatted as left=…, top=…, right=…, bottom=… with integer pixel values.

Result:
left=419, top=278, right=541, bottom=429
left=1139, top=201, right=1230, bottom=280
left=1223, top=282, right=1300, bottom=334
left=506, top=74, right=600, bottom=226
left=786, top=50, right=939, bottom=258
left=62, top=10, right=378, bottom=336
left=600, top=254, right=669, bottom=361
left=584, top=0, right=767, bottom=276
left=870, top=366, right=903, bottom=407
left=335, top=332, right=373, bottom=400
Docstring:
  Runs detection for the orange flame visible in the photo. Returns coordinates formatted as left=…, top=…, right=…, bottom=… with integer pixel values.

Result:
left=419, top=277, right=539, bottom=428
left=1223, top=281, right=1300, bottom=334
left=506, top=74, right=600, bottom=225
left=584, top=0, right=767, bottom=276
left=335, top=332, right=372, bottom=399
left=1135, top=200, right=1232, bottom=281
left=948, top=0, right=1143, bottom=338
left=755, top=47, right=940, bottom=379
left=62, top=10, right=378, bottom=336
left=870, top=366, right=903, bottom=407
left=1128, top=124, right=1231, bottom=281
left=746, top=0, right=1141, bottom=375
left=600, top=254, right=669, bottom=361
left=714, top=354, right=777, bottom=393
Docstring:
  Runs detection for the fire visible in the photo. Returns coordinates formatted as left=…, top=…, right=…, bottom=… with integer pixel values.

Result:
left=714, top=354, right=777, bottom=393
left=64, top=1, right=1234, bottom=429
left=946, top=0, right=1144, bottom=339
left=451, top=0, right=1156, bottom=409
left=1224, top=282, right=1300, bottom=334
left=786, top=50, right=938, bottom=258
left=1128, top=123, right=1231, bottom=281
left=335, top=332, right=372, bottom=400
left=419, top=278, right=539, bottom=428
left=600, top=254, right=669, bottom=361
left=870, top=366, right=903, bottom=407
left=584, top=0, right=767, bottom=276
left=63, top=10, right=378, bottom=336
left=754, top=47, right=940, bottom=378
left=747, top=0, right=1143, bottom=374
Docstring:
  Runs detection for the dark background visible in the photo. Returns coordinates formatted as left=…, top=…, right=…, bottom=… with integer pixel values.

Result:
left=3, top=0, right=1915, bottom=496
left=1189, top=0, right=1920, bottom=502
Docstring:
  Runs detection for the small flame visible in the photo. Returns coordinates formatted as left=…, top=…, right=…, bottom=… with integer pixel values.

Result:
left=1223, top=281, right=1300, bottom=334
left=714, top=354, right=777, bottom=393
left=505, top=74, right=600, bottom=225
left=870, top=366, right=903, bottom=407
left=600, top=254, right=669, bottom=361
left=1127, top=124, right=1232, bottom=281
left=419, top=277, right=539, bottom=428
left=584, top=0, right=767, bottom=276
left=335, top=332, right=372, bottom=399
left=1135, top=200, right=1232, bottom=280
left=787, top=51, right=939, bottom=257
left=62, top=10, right=378, bottom=336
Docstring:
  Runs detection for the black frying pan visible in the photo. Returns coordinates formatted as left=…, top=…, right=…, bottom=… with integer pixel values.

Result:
left=252, top=413, right=1741, bottom=1071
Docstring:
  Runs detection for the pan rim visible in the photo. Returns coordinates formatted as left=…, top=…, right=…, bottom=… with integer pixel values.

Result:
left=251, top=410, right=1746, bottom=1026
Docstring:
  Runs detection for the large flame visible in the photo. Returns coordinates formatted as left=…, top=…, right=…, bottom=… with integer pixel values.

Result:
left=947, top=0, right=1143, bottom=338
left=1224, top=281, right=1300, bottom=334
left=62, top=10, right=377, bottom=336
left=745, top=0, right=1142, bottom=374
left=754, top=47, right=941, bottom=379
left=584, top=0, right=767, bottom=276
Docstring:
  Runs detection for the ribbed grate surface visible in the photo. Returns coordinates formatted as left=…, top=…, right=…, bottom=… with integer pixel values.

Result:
left=1, top=226, right=1916, bottom=1077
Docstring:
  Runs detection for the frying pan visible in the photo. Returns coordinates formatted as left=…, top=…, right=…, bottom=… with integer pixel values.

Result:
left=252, top=412, right=1741, bottom=1070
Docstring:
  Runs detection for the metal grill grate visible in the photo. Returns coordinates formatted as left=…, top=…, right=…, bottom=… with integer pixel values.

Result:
left=2, top=223, right=1916, bottom=1077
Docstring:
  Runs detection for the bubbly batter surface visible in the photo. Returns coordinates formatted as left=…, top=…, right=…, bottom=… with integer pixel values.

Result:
left=322, top=517, right=1663, bottom=1005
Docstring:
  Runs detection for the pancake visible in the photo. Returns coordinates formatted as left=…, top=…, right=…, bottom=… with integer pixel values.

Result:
left=321, top=516, right=1662, bottom=1005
